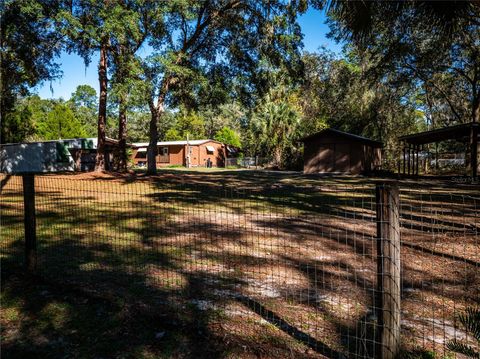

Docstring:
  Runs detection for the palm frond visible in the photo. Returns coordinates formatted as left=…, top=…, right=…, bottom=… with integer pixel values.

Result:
left=446, top=307, right=480, bottom=358
left=446, top=339, right=479, bottom=358
left=458, top=307, right=480, bottom=342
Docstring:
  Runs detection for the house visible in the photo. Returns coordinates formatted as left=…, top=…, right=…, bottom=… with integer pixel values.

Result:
left=131, top=139, right=239, bottom=168
left=0, top=137, right=122, bottom=173
left=300, top=129, right=382, bottom=174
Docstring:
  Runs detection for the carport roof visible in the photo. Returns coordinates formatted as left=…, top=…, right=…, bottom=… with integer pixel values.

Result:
left=398, top=122, right=479, bottom=145
left=300, top=128, right=383, bottom=147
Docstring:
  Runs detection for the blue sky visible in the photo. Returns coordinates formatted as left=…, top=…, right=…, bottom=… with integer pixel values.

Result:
left=36, top=8, right=339, bottom=100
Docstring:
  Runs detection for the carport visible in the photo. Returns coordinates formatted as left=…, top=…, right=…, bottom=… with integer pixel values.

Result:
left=398, top=122, right=479, bottom=177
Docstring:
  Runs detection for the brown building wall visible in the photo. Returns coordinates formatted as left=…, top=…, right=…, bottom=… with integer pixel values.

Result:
left=197, top=141, right=226, bottom=167
left=184, top=141, right=225, bottom=167
left=303, top=134, right=381, bottom=174
left=131, top=141, right=227, bottom=168
left=160, top=145, right=184, bottom=166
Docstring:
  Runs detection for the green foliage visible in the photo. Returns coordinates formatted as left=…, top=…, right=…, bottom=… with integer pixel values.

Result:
left=127, top=110, right=151, bottom=142
left=165, top=109, right=206, bottom=141
left=446, top=307, right=480, bottom=358
left=325, top=1, right=480, bottom=125
left=68, top=85, right=98, bottom=137
left=70, top=85, right=97, bottom=109
left=200, top=102, right=246, bottom=139
left=36, top=103, right=87, bottom=140
left=139, top=0, right=305, bottom=173
left=1, top=0, right=63, bottom=138
left=165, top=128, right=183, bottom=141
left=1, top=104, right=35, bottom=143
left=214, top=127, right=241, bottom=148
left=249, top=89, right=301, bottom=169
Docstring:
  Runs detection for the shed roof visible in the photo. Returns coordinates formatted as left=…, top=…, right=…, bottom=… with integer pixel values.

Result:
left=398, top=122, right=479, bottom=145
left=300, top=128, right=383, bottom=147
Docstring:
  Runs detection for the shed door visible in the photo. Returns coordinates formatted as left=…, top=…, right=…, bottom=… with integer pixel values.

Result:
left=334, top=144, right=350, bottom=173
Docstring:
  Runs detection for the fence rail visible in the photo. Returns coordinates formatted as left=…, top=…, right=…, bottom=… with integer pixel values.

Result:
left=1, top=173, right=478, bottom=358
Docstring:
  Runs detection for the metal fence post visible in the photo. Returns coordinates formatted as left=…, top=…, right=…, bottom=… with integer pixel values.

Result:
left=22, top=174, right=37, bottom=272
left=375, top=182, right=401, bottom=359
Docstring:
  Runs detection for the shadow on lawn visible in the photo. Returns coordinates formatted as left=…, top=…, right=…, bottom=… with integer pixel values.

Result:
left=1, top=268, right=230, bottom=359
left=1, top=192, right=342, bottom=358
left=1, top=173, right=478, bottom=358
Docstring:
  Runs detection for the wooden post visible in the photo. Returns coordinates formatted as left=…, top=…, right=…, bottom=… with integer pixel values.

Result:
left=407, top=146, right=411, bottom=176
left=22, top=174, right=37, bottom=272
left=376, top=182, right=401, bottom=359
left=415, top=145, right=419, bottom=176
left=402, top=145, right=406, bottom=175
left=471, top=125, right=478, bottom=178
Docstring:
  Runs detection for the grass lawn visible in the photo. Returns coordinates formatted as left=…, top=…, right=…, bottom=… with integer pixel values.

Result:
left=1, top=170, right=479, bottom=358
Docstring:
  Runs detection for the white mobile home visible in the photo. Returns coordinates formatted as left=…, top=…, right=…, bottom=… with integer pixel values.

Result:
left=0, top=140, right=76, bottom=173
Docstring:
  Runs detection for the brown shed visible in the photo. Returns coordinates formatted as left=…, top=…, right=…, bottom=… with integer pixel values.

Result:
left=301, top=129, right=382, bottom=174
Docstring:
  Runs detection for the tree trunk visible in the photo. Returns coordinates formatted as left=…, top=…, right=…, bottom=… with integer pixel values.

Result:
left=473, top=91, right=480, bottom=123
left=147, top=105, right=159, bottom=175
left=147, top=77, right=171, bottom=175
left=95, top=38, right=108, bottom=172
left=118, top=94, right=128, bottom=172
left=273, top=147, right=282, bottom=169
left=470, top=92, right=479, bottom=177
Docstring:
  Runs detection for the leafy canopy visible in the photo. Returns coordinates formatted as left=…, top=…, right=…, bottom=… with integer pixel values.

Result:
left=37, top=103, right=87, bottom=140
left=324, top=1, right=480, bottom=125
left=1, top=0, right=63, bottom=141
left=214, top=126, right=241, bottom=147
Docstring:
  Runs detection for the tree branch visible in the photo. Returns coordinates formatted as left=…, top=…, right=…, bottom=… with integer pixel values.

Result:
left=404, top=62, right=463, bottom=122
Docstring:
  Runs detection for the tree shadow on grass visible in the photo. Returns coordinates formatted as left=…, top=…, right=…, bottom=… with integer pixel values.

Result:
left=2, top=194, right=340, bottom=358
left=2, top=173, right=478, bottom=358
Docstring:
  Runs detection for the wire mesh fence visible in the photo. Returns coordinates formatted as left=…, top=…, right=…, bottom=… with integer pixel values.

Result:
left=399, top=184, right=479, bottom=357
left=0, top=172, right=478, bottom=358
left=225, top=157, right=268, bottom=168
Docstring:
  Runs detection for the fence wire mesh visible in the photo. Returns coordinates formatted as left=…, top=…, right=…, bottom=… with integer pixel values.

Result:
left=0, top=173, right=478, bottom=358
left=399, top=184, right=479, bottom=357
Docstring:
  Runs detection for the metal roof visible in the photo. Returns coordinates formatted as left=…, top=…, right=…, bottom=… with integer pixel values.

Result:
left=300, top=128, right=383, bottom=147
left=132, top=139, right=222, bottom=147
left=398, top=122, right=479, bottom=145
left=0, top=137, right=120, bottom=149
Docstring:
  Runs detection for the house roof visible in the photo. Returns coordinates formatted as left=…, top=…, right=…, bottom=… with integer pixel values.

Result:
left=0, top=137, right=124, bottom=149
left=300, top=128, right=383, bottom=147
left=132, top=139, right=223, bottom=147
left=398, top=122, right=479, bottom=145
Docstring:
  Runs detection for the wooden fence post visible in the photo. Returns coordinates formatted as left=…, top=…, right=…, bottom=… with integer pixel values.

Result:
left=22, top=174, right=37, bottom=272
left=375, top=182, right=401, bottom=359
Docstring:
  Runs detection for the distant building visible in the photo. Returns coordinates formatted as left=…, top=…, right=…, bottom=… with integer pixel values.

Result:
left=398, top=122, right=479, bottom=177
left=132, top=139, right=240, bottom=168
left=300, top=129, right=382, bottom=175
left=0, top=137, right=121, bottom=173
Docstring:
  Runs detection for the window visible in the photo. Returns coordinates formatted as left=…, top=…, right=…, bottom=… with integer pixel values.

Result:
left=159, top=147, right=168, bottom=156
left=206, top=145, right=215, bottom=154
